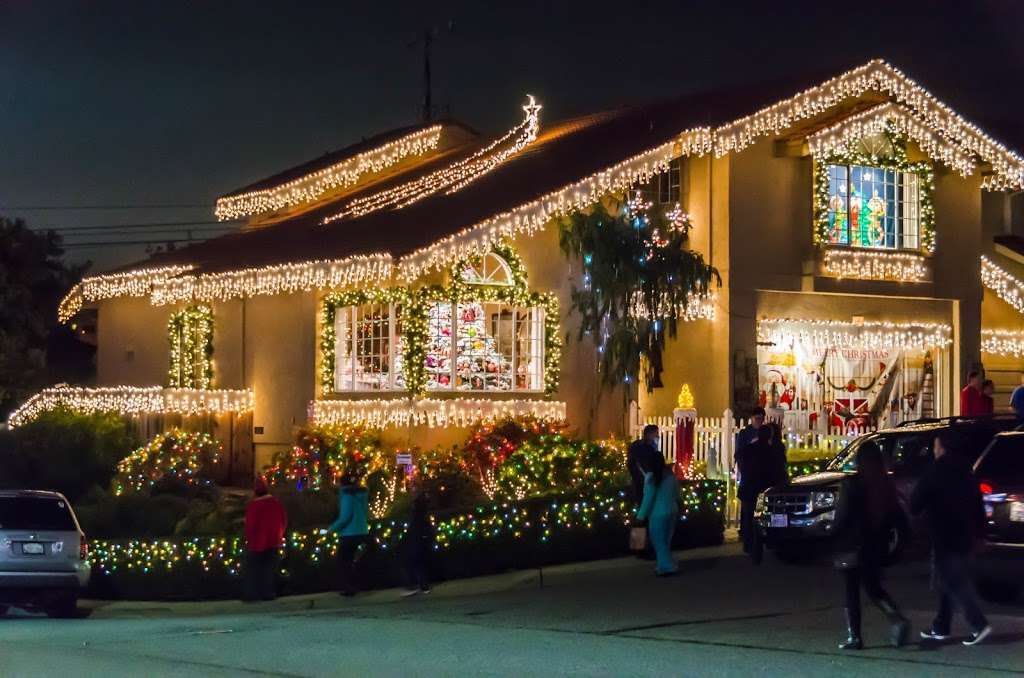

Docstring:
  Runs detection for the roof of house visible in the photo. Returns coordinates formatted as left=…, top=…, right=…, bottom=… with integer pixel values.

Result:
left=137, top=69, right=864, bottom=276
left=68, top=59, right=1024, bottom=315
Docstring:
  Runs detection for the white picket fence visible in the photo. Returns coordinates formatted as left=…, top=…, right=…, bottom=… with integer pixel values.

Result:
left=631, top=408, right=874, bottom=526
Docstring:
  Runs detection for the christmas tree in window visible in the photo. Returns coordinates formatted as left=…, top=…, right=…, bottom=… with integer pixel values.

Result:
left=424, top=301, right=512, bottom=390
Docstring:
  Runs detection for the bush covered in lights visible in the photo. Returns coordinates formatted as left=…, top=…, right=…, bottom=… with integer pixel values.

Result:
left=112, top=429, right=222, bottom=496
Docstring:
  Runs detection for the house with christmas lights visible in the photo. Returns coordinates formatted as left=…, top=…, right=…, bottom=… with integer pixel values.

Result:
left=20, top=59, right=1024, bottom=473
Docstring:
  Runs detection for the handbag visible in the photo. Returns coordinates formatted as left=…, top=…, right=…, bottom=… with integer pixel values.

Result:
left=833, top=550, right=859, bottom=570
left=629, top=526, right=648, bottom=551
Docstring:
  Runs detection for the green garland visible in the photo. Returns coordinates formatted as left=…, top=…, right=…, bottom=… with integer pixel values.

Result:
left=813, top=128, right=935, bottom=253
left=167, top=305, right=214, bottom=389
left=320, top=244, right=561, bottom=397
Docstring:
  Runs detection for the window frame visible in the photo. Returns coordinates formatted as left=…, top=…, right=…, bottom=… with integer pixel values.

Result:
left=825, top=162, right=920, bottom=251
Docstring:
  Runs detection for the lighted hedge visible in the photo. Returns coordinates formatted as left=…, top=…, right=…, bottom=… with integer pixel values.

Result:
left=86, top=481, right=725, bottom=600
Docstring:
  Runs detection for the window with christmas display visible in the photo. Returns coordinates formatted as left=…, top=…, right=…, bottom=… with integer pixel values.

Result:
left=755, top=319, right=952, bottom=431
left=424, top=300, right=544, bottom=392
left=334, top=302, right=405, bottom=391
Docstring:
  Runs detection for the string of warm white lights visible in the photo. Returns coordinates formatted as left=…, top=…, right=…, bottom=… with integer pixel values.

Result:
left=308, top=398, right=567, bottom=429
left=632, top=292, right=717, bottom=321
left=7, top=385, right=254, bottom=428
left=981, top=255, right=1024, bottom=314
left=58, top=266, right=194, bottom=323
left=149, top=254, right=393, bottom=306
left=214, top=125, right=443, bottom=220
left=396, top=128, right=714, bottom=281
left=807, top=103, right=975, bottom=177
left=757, top=317, right=952, bottom=350
left=323, top=97, right=542, bottom=224
left=713, top=59, right=1024, bottom=190
left=821, top=249, right=930, bottom=283
left=981, top=328, right=1024, bottom=358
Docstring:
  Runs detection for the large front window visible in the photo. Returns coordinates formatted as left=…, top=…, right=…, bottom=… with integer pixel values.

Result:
left=826, top=163, right=920, bottom=250
left=334, top=303, right=405, bottom=391
left=425, top=301, right=544, bottom=392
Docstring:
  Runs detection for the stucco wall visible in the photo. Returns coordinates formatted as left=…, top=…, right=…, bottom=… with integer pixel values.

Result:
left=96, top=297, right=171, bottom=386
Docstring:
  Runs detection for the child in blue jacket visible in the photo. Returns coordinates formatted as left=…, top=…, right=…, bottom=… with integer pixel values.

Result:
left=328, top=474, right=369, bottom=596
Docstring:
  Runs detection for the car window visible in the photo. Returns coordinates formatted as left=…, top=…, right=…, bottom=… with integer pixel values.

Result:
left=959, top=423, right=1009, bottom=463
left=0, top=496, right=76, bottom=531
left=975, top=436, right=1024, bottom=481
left=826, top=435, right=887, bottom=472
left=890, top=434, right=934, bottom=475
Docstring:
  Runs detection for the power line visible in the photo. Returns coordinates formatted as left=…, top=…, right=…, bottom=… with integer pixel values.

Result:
left=61, top=237, right=211, bottom=249
left=33, top=223, right=235, bottom=236
left=2, top=203, right=213, bottom=210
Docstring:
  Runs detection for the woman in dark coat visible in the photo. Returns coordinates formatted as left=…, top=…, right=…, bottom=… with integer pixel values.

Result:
left=832, top=440, right=910, bottom=649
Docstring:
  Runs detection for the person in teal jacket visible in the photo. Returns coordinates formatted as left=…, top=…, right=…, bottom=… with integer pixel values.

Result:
left=328, top=474, right=370, bottom=596
left=636, top=461, right=681, bottom=576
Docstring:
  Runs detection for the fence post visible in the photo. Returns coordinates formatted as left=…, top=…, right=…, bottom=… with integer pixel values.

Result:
left=722, top=408, right=735, bottom=478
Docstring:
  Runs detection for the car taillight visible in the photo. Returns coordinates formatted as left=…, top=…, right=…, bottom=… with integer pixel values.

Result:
left=979, top=482, right=993, bottom=496
left=79, top=535, right=88, bottom=560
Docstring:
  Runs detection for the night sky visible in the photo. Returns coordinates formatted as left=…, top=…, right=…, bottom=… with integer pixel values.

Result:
left=2, top=0, right=1022, bottom=271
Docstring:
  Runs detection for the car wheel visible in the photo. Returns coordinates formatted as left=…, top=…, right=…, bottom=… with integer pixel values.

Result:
left=976, top=577, right=1020, bottom=603
left=45, top=594, right=78, bottom=619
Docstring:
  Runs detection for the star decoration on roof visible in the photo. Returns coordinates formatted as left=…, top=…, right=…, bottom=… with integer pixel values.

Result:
left=522, top=95, right=542, bottom=119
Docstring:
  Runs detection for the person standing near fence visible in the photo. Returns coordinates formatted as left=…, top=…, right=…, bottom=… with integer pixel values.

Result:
left=734, top=407, right=766, bottom=463
left=735, top=424, right=772, bottom=554
left=243, top=476, right=288, bottom=602
left=636, top=459, right=681, bottom=576
left=328, top=473, right=370, bottom=597
left=628, top=424, right=663, bottom=560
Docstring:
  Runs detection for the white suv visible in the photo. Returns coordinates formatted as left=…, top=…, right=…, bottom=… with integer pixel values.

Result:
left=0, top=490, right=91, bottom=617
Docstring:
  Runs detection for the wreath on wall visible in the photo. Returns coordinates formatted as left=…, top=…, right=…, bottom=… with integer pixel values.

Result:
left=812, top=126, right=935, bottom=253
left=559, top=194, right=719, bottom=394
left=320, top=244, right=561, bottom=398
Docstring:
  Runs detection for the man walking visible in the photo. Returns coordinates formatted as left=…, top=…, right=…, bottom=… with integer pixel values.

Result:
left=735, top=407, right=766, bottom=456
left=960, top=370, right=984, bottom=417
left=911, top=431, right=992, bottom=645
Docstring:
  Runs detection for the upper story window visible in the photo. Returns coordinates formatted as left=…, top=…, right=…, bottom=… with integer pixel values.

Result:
left=825, top=163, right=920, bottom=250
left=168, top=305, right=213, bottom=389
left=334, top=302, right=405, bottom=391
left=638, top=157, right=682, bottom=205
left=460, top=252, right=514, bottom=286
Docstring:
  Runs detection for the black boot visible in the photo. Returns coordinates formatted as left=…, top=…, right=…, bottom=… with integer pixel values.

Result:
left=878, top=596, right=910, bottom=648
left=839, top=608, right=863, bottom=650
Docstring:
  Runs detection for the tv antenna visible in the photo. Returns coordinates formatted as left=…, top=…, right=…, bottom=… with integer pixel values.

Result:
left=409, top=21, right=453, bottom=122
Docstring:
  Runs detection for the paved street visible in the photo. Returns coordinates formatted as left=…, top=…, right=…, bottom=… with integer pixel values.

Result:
left=1, top=541, right=1022, bottom=677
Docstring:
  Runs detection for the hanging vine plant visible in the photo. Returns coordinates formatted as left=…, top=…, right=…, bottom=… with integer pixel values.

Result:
left=559, top=195, right=719, bottom=393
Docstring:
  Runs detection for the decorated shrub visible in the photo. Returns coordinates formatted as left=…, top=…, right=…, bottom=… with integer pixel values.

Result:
left=494, top=434, right=628, bottom=501
left=461, top=417, right=566, bottom=498
left=112, top=429, right=222, bottom=496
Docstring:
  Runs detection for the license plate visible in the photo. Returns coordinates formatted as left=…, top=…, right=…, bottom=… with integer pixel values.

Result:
left=770, top=514, right=789, bottom=528
left=21, top=542, right=44, bottom=555
left=1010, top=502, right=1024, bottom=523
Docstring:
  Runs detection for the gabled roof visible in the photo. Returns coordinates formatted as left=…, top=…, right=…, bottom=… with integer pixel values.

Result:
left=60, top=59, right=1024, bottom=320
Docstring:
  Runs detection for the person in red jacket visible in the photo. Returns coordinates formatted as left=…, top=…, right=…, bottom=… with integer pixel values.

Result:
left=960, top=371, right=984, bottom=417
left=243, top=476, right=288, bottom=601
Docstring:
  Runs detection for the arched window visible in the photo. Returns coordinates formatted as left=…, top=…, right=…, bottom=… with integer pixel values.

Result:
left=460, top=252, right=514, bottom=286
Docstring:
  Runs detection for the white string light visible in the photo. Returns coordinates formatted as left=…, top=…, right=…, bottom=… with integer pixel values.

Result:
left=323, top=97, right=542, bottom=224
left=7, top=385, right=254, bottom=428
left=981, top=255, right=1024, bottom=314
left=981, top=328, right=1024, bottom=358
left=214, top=125, right=443, bottom=221
left=148, top=254, right=393, bottom=306
left=757, top=317, right=952, bottom=350
left=807, top=102, right=975, bottom=177
left=58, top=266, right=194, bottom=323
left=821, top=249, right=930, bottom=283
left=308, top=397, right=567, bottom=429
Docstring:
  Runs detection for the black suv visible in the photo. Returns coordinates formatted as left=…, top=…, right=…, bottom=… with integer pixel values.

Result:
left=974, top=431, right=1024, bottom=601
left=753, top=415, right=1020, bottom=563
